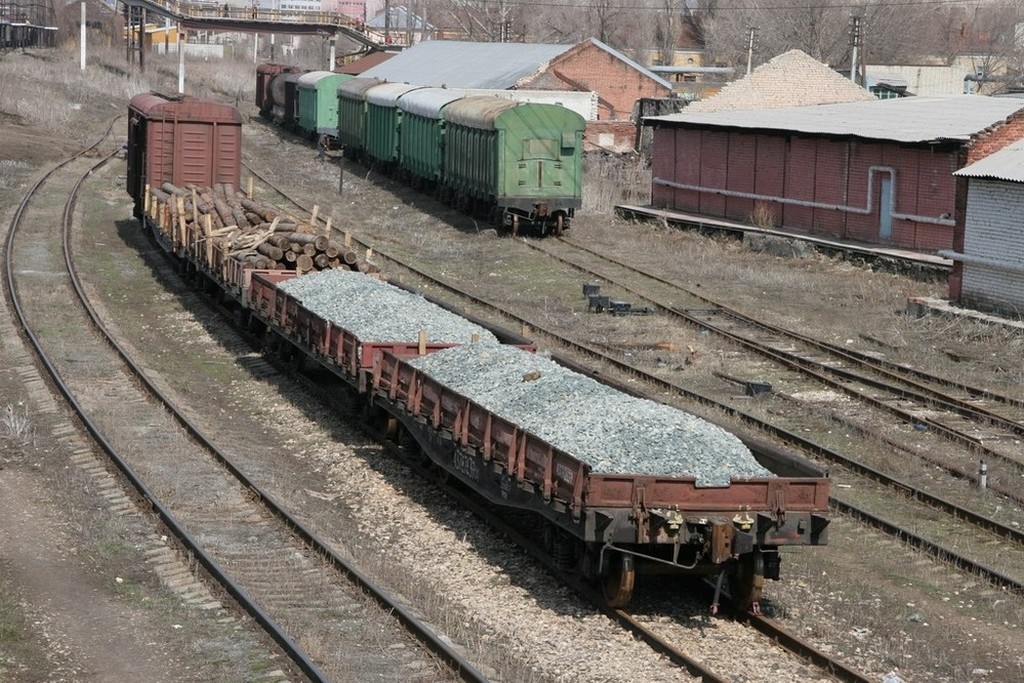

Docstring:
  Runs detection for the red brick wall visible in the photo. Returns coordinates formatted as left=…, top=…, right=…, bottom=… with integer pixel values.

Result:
left=651, top=126, right=962, bottom=250
left=538, top=42, right=671, bottom=121
left=965, top=110, right=1024, bottom=163
left=584, top=121, right=636, bottom=152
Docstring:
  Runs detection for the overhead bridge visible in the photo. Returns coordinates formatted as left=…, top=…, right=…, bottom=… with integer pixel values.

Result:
left=119, top=0, right=382, bottom=48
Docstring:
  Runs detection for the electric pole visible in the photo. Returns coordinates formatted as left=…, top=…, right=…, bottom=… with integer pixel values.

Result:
left=746, top=26, right=756, bottom=75
left=849, top=12, right=862, bottom=85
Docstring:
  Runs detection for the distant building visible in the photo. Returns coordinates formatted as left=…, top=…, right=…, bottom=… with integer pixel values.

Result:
left=948, top=141, right=1024, bottom=314
left=365, top=5, right=431, bottom=45
left=864, top=64, right=974, bottom=97
left=646, top=96, right=1024, bottom=256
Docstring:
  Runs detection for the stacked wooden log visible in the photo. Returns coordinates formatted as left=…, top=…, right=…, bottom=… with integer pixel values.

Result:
left=146, top=181, right=373, bottom=274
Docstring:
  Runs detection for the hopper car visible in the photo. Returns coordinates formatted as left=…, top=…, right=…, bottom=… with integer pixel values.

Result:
left=128, top=92, right=831, bottom=612
left=256, top=65, right=585, bottom=236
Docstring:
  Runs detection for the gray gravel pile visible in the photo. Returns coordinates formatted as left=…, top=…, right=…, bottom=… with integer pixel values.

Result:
left=278, top=270, right=497, bottom=344
left=409, top=342, right=772, bottom=485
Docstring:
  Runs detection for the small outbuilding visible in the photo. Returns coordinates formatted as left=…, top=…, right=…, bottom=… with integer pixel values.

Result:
left=646, top=96, right=1024, bottom=252
left=947, top=141, right=1024, bottom=314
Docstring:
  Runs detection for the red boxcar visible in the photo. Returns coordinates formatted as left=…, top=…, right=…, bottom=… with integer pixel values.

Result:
left=126, top=92, right=243, bottom=218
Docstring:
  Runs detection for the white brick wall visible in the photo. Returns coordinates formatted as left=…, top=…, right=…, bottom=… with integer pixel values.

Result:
left=962, top=178, right=1024, bottom=313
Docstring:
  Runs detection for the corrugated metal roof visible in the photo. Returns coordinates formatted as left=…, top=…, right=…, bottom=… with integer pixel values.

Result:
left=336, top=51, right=395, bottom=76
left=647, top=96, right=1024, bottom=143
left=359, top=40, right=574, bottom=89
left=955, top=140, right=1024, bottom=182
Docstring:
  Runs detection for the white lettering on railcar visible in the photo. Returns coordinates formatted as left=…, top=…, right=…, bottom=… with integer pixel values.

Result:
left=451, top=452, right=480, bottom=481
left=555, top=463, right=575, bottom=485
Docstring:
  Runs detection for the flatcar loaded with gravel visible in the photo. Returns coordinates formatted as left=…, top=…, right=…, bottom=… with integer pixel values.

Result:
left=132, top=93, right=829, bottom=613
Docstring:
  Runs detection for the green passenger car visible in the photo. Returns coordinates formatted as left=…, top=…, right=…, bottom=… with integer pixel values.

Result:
left=336, top=77, right=382, bottom=158
left=364, top=83, right=426, bottom=167
left=442, top=96, right=585, bottom=235
left=296, top=71, right=351, bottom=139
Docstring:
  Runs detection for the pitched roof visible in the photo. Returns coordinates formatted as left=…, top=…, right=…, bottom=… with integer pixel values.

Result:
left=359, top=40, right=574, bottom=89
left=647, top=95, right=1024, bottom=144
left=336, top=51, right=395, bottom=75
left=955, top=139, right=1024, bottom=182
left=685, top=49, right=875, bottom=113
left=550, top=38, right=672, bottom=91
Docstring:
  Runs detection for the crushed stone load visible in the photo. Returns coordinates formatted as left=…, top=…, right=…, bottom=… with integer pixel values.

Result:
left=278, top=269, right=498, bottom=344
left=409, top=342, right=772, bottom=485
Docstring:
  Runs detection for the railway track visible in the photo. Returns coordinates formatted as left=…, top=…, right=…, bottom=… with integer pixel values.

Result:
left=530, top=237, right=1024, bottom=486
left=4, top=132, right=482, bottom=682
left=243, top=161, right=879, bottom=682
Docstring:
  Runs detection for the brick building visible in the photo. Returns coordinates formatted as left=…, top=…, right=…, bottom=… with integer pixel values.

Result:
left=519, top=38, right=673, bottom=121
left=948, top=141, right=1024, bottom=313
left=645, top=96, right=1024, bottom=255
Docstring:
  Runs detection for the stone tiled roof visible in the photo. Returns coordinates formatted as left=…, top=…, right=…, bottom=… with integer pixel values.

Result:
left=686, top=49, right=876, bottom=113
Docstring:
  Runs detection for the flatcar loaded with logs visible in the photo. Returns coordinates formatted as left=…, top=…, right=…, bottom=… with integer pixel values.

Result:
left=129, top=92, right=830, bottom=612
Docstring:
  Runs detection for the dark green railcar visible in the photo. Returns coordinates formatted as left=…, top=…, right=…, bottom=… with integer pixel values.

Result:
left=397, top=88, right=468, bottom=189
left=336, top=77, right=382, bottom=158
left=364, top=82, right=427, bottom=169
left=442, top=96, right=584, bottom=236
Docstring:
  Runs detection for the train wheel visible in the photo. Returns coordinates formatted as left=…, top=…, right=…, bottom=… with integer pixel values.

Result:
left=554, top=215, right=564, bottom=237
left=729, top=552, right=765, bottom=614
left=602, top=553, right=635, bottom=608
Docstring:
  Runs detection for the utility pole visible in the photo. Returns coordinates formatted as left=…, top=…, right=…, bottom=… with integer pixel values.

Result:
left=746, top=26, right=756, bottom=75
left=849, top=12, right=862, bottom=85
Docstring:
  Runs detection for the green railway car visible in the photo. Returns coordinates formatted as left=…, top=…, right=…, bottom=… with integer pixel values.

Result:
left=442, top=97, right=585, bottom=236
left=336, top=77, right=382, bottom=158
left=364, top=82, right=426, bottom=168
left=397, top=88, right=468, bottom=187
left=296, top=72, right=351, bottom=139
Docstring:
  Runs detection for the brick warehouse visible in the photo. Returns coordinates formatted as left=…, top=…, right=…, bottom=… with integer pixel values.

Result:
left=645, top=96, right=1024, bottom=255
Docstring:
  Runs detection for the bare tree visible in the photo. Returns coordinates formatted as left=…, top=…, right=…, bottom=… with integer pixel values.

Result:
left=700, top=0, right=929, bottom=72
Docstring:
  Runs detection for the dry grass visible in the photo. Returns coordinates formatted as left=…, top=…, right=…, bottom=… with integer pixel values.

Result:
left=749, top=201, right=777, bottom=228
left=1, top=403, right=32, bottom=453
left=582, top=152, right=650, bottom=213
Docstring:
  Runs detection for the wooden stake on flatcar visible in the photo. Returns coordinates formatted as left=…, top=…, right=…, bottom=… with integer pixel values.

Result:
left=418, top=330, right=426, bottom=356
left=204, top=214, right=214, bottom=267
left=310, top=204, right=319, bottom=227
left=247, top=176, right=253, bottom=198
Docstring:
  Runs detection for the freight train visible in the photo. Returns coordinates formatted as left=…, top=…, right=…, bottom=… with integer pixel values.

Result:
left=255, top=63, right=585, bottom=237
left=126, top=91, right=831, bottom=612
